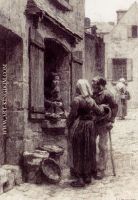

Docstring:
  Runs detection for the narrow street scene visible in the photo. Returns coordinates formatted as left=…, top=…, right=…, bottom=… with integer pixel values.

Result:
left=0, top=0, right=138, bottom=199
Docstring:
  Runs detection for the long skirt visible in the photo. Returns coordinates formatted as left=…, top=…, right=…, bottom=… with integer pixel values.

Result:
left=68, top=119, right=96, bottom=178
left=116, top=95, right=127, bottom=118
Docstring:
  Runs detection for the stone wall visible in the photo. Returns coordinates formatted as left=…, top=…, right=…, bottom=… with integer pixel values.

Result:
left=85, top=33, right=105, bottom=84
left=0, top=0, right=28, bottom=164
left=6, top=39, right=24, bottom=165
left=0, top=30, right=24, bottom=165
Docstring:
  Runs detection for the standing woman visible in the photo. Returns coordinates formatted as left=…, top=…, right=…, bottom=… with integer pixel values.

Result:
left=67, top=79, right=104, bottom=187
left=115, top=78, right=130, bottom=120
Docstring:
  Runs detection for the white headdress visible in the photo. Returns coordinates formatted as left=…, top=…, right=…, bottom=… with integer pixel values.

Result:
left=76, top=79, right=92, bottom=97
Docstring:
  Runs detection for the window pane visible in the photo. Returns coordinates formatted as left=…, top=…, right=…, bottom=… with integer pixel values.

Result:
left=113, top=58, right=126, bottom=65
left=132, top=25, right=137, bottom=38
left=112, top=59, right=127, bottom=81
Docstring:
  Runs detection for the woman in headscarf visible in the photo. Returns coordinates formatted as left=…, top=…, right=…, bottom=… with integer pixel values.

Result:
left=115, top=78, right=130, bottom=119
left=67, top=79, right=104, bottom=187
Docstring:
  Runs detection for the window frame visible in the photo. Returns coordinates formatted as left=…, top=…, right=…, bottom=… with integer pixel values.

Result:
left=132, top=25, right=138, bottom=38
left=112, top=58, right=127, bottom=82
left=107, top=58, right=133, bottom=82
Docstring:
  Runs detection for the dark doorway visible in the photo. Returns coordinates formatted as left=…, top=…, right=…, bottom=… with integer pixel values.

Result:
left=44, top=39, right=71, bottom=111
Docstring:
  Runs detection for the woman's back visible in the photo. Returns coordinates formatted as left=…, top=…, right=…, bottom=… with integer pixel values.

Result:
left=76, top=96, right=95, bottom=116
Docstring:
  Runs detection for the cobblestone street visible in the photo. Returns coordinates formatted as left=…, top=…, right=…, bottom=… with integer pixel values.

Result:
left=0, top=109, right=138, bottom=200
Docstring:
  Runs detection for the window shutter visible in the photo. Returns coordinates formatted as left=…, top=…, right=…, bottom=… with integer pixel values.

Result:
left=128, top=25, right=132, bottom=38
left=29, top=28, right=45, bottom=120
left=107, top=58, right=113, bottom=81
left=71, top=51, right=83, bottom=100
left=127, top=58, right=133, bottom=81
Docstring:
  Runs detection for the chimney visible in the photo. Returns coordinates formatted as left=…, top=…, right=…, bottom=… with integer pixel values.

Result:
left=116, top=10, right=127, bottom=23
left=85, top=17, right=91, bottom=28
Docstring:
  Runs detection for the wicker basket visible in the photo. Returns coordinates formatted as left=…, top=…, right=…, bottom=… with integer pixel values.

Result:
left=41, top=158, right=61, bottom=184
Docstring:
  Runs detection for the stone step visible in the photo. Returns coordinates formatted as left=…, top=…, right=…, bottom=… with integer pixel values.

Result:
left=0, top=165, right=22, bottom=194
left=0, top=168, right=14, bottom=194
left=23, top=150, right=49, bottom=184
left=1, top=165, right=22, bottom=185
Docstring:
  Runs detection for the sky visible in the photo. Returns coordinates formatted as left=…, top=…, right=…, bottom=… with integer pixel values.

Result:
left=85, top=0, right=138, bottom=22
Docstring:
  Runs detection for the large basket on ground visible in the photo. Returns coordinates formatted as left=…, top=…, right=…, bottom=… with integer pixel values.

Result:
left=41, top=158, right=61, bottom=184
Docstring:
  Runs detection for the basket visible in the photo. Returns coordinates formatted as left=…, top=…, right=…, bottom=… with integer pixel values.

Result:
left=41, top=158, right=61, bottom=184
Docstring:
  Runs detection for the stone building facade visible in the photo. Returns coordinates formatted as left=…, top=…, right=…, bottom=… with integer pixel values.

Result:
left=0, top=0, right=85, bottom=166
left=85, top=18, right=105, bottom=84
left=104, top=2, right=138, bottom=107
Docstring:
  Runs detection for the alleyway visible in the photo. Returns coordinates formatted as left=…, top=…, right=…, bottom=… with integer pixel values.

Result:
left=0, top=109, right=138, bottom=200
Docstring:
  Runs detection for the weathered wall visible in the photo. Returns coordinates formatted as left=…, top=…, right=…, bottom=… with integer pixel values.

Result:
left=85, top=34, right=96, bottom=83
left=0, top=0, right=27, bottom=38
left=6, top=40, right=24, bottom=165
left=32, top=0, right=85, bottom=37
left=85, top=33, right=105, bottom=84
left=0, top=32, right=24, bottom=165
left=0, top=0, right=29, bottom=164
left=104, top=2, right=138, bottom=107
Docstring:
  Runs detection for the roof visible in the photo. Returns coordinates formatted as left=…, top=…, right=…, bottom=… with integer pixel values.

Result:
left=28, top=0, right=72, bottom=12
left=25, top=0, right=82, bottom=42
left=91, top=22, right=114, bottom=34
left=116, top=9, right=127, bottom=13
left=107, top=1, right=138, bottom=37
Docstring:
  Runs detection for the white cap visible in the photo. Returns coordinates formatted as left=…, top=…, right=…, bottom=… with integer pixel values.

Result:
left=119, top=78, right=126, bottom=83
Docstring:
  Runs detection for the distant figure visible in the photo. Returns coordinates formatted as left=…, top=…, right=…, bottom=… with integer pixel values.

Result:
left=67, top=79, right=104, bottom=187
left=115, top=78, right=130, bottom=120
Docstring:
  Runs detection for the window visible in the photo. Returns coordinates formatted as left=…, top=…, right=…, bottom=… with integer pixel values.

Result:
left=132, top=25, right=138, bottom=38
left=107, top=58, right=133, bottom=82
left=128, top=25, right=138, bottom=38
left=112, top=59, right=127, bottom=81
